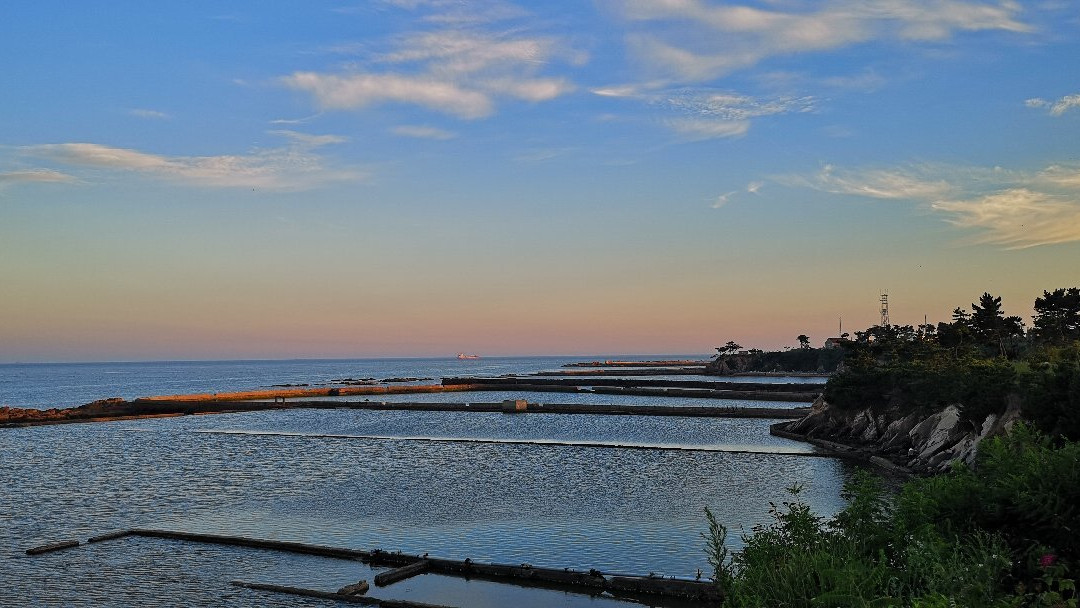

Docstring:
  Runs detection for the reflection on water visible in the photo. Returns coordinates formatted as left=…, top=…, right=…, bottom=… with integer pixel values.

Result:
left=2, top=408, right=858, bottom=606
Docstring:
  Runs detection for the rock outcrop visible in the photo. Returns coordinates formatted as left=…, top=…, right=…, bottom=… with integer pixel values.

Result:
left=775, top=395, right=1023, bottom=474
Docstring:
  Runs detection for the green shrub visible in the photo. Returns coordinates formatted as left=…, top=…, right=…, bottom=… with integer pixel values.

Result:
left=708, top=426, right=1080, bottom=606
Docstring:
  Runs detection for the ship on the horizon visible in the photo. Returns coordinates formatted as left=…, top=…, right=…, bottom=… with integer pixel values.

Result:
left=456, top=353, right=480, bottom=360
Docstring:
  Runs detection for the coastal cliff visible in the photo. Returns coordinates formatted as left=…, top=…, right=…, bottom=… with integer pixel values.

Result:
left=773, top=395, right=1023, bottom=474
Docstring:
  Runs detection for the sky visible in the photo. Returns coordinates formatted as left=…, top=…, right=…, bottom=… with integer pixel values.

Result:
left=1, top=0, right=1078, bottom=362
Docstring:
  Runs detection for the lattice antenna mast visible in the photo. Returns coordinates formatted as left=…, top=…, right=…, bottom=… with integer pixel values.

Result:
left=880, top=292, right=890, bottom=327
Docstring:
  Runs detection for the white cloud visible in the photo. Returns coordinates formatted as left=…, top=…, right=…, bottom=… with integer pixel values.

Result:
left=283, top=72, right=494, bottom=119
left=0, top=169, right=77, bottom=185
left=391, top=125, right=457, bottom=139
left=932, top=188, right=1080, bottom=249
left=129, top=108, right=171, bottom=120
left=482, top=77, right=573, bottom=102
left=591, top=85, right=642, bottom=98
left=282, top=12, right=577, bottom=119
left=1026, top=93, right=1080, bottom=116
left=609, top=0, right=1033, bottom=82
left=21, top=133, right=361, bottom=190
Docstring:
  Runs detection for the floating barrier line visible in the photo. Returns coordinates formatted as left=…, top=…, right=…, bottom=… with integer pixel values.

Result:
left=191, top=429, right=828, bottom=457
left=282, top=400, right=810, bottom=419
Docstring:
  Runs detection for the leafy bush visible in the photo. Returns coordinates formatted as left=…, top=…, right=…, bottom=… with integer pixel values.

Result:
left=898, top=424, right=1080, bottom=568
left=1022, top=355, right=1080, bottom=441
left=707, top=425, right=1078, bottom=606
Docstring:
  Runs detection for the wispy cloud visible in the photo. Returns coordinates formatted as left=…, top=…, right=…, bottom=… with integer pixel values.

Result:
left=374, top=0, right=529, bottom=24
left=267, top=129, right=348, bottom=147
left=662, top=89, right=815, bottom=120
left=129, top=108, right=171, bottom=120
left=592, top=86, right=813, bottom=139
left=391, top=125, right=457, bottom=139
left=788, top=162, right=1080, bottom=248
left=282, top=5, right=577, bottom=119
left=932, top=188, right=1080, bottom=248
left=667, top=118, right=749, bottom=140
left=0, top=169, right=77, bottom=185
left=809, top=165, right=953, bottom=199
left=514, top=147, right=575, bottom=162
left=1026, top=93, right=1080, bottom=116
left=19, top=131, right=362, bottom=191
left=713, top=181, right=764, bottom=208
left=608, top=0, right=1033, bottom=82
left=269, top=113, right=323, bottom=125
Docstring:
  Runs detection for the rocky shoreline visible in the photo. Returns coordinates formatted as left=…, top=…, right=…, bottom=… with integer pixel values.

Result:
left=770, top=395, right=1023, bottom=475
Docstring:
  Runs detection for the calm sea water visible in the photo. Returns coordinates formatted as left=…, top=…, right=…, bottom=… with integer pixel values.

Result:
left=1, top=357, right=849, bottom=607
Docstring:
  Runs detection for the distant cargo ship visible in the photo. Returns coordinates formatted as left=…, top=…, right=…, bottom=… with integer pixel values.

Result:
left=456, top=353, right=480, bottom=360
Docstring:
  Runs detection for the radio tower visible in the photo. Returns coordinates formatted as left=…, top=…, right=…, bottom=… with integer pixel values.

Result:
left=880, top=292, right=890, bottom=327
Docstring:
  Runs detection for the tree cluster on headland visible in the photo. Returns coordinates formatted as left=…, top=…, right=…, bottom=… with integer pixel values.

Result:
left=825, top=287, right=1080, bottom=441
left=708, top=288, right=1080, bottom=607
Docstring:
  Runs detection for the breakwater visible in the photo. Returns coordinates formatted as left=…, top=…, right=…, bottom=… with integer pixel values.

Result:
left=1, top=397, right=808, bottom=428
left=0, top=384, right=478, bottom=427
left=443, top=376, right=822, bottom=402
left=563, top=360, right=709, bottom=368
left=2, top=373, right=821, bottom=428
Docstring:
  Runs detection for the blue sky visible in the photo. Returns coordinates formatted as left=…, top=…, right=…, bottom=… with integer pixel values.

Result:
left=1, top=1, right=1078, bottom=362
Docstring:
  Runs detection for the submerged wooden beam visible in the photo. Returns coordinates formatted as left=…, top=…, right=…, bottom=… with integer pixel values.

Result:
left=231, top=580, right=456, bottom=608
left=25, top=540, right=79, bottom=555
left=86, top=529, right=723, bottom=602
left=87, top=530, right=133, bottom=543
left=128, top=529, right=369, bottom=560
left=374, top=559, right=431, bottom=586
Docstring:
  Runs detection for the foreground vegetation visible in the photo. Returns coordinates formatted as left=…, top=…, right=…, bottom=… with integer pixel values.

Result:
left=706, top=288, right=1080, bottom=606
left=707, top=425, right=1078, bottom=607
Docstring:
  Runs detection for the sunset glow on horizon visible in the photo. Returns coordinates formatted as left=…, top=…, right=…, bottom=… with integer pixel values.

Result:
left=2, top=1, right=1078, bottom=363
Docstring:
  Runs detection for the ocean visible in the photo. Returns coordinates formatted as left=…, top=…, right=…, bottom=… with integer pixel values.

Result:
left=2, top=356, right=854, bottom=607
